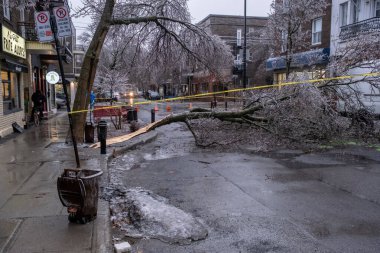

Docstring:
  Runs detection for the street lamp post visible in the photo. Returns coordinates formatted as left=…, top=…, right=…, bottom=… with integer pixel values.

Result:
left=243, top=0, right=247, bottom=89
left=49, top=4, right=80, bottom=168
left=240, top=0, right=247, bottom=107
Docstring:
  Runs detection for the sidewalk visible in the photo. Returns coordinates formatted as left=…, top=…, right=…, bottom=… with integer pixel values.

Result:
left=0, top=113, right=111, bottom=253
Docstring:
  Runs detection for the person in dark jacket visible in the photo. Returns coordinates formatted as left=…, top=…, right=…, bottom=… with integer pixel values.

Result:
left=31, top=90, right=46, bottom=120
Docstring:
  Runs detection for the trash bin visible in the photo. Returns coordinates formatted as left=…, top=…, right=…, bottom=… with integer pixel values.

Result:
left=85, top=122, right=95, bottom=143
left=57, top=168, right=103, bottom=224
left=132, top=108, right=138, bottom=121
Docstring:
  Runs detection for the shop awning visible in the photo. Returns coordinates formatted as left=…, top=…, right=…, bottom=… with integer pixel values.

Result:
left=26, top=41, right=55, bottom=52
left=266, top=48, right=330, bottom=71
left=2, top=59, right=28, bottom=73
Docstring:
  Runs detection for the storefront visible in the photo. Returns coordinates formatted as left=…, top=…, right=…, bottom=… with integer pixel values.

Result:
left=266, top=48, right=330, bottom=84
left=0, top=25, right=28, bottom=137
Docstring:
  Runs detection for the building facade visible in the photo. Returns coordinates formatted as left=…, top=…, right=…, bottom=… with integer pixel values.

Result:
left=266, top=0, right=332, bottom=84
left=0, top=2, right=29, bottom=137
left=21, top=0, right=77, bottom=116
left=184, top=14, right=269, bottom=96
left=330, top=0, right=380, bottom=112
left=331, top=0, right=380, bottom=52
left=0, top=0, right=85, bottom=137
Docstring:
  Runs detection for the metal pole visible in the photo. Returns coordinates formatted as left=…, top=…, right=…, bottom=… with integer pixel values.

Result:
left=50, top=11, right=81, bottom=168
left=243, top=0, right=247, bottom=89
left=151, top=109, right=155, bottom=123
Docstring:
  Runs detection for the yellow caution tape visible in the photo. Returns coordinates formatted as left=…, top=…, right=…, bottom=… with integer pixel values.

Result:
left=68, top=71, right=380, bottom=115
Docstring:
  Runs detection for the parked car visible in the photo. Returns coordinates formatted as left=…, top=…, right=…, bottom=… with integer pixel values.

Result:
left=97, top=92, right=118, bottom=102
left=56, top=93, right=67, bottom=109
left=113, top=92, right=120, bottom=101
left=147, top=90, right=160, bottom=100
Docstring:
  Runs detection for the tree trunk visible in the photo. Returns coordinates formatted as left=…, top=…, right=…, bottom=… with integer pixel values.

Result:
left=72, top=0, right=115, bottom=142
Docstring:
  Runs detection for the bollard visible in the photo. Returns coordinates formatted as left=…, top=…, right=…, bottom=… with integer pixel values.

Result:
left=98, top=121, right=107, bottom=154
left=151, top=109, right=155, bottom=123
left=225, top=101, right=228, bottom=111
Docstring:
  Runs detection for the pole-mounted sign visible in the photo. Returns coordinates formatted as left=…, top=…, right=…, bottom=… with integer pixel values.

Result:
left=35, top=11, right=54, bottom=42
left=46, top=71, right=60, bottom=84
left=53, top=6, right=72, bottom=38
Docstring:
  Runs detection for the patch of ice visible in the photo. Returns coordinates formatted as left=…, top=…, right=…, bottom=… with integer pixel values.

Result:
left=108, top=187, right=208, bottom=244
left=110, top=153, right=140, bottom=173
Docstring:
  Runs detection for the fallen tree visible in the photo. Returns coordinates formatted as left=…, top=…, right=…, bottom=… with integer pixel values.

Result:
left=91, top=83, right=379, bottom=151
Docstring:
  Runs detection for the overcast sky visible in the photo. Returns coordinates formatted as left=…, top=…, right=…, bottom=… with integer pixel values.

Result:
left=72, top=0, right=273, bottom=36
left=188, top=0, right=272, bottom=22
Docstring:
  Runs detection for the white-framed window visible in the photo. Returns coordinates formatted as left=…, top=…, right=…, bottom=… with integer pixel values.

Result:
left=281, top=30, right=287, bottom=52
left=374, top=0, right=380, bottom=17
left=351, top=0, right=361, bottom=23
left=340, top=2, right=349, bottom=26
left=3, top=0, right=10, bottom=20
left=312, top=17, right=322, bottom=45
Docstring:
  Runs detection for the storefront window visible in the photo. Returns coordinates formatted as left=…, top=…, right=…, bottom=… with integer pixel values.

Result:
left=2, top=70, right=21, bottom=113
left=275, top=72, right=287, bottom=85
left=3, top=0, right=10, bottom=20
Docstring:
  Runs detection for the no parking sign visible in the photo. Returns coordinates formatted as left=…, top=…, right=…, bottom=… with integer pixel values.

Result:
left=34, top=11, right=54, bottom=42
left=53, top=6, right=72, bottom=38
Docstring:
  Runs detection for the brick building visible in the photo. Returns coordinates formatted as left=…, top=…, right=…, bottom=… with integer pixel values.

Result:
left=185, top=14, right=269, bottom=96
left=266, top=0, right=332, bottom=84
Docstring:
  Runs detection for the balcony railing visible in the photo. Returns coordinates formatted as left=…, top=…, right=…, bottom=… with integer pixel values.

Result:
left=339, top=17, right=380, bottom=40
left=74, top=45, right=86, bottom=52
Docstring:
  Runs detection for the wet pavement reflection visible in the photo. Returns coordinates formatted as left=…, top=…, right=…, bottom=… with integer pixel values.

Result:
left=0, top=112, right=73, bottom=207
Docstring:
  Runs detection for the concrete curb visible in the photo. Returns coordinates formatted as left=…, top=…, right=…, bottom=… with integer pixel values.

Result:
left=92, top=130, right=158, bottom=253
left=108, top=131, right=159, bottom=158
left=92, top=154, right=112, bottom=253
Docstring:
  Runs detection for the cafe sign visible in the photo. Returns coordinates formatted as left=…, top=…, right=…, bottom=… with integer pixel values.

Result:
left=2, top=25, right=26, bottom=59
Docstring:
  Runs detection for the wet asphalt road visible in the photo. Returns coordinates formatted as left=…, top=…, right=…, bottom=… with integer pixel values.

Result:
left=109, top=104, right=380, bottom=253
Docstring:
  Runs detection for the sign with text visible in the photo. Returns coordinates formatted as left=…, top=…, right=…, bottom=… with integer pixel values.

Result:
left=53, top=6, right=72, bottom=38
left=1, top=25, right=26, bottom=59
left=35, top=11, right=54, bottom=42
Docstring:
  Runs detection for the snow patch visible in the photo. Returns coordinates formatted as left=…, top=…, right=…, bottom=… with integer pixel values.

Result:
left=106, top=187, right=208, bottom=244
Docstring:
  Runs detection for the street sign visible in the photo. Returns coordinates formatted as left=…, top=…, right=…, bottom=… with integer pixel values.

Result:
left=53, top=6, right=72, bottom=38
left=46, top=71, right=60, bottom=84
left=35, top=11, right=54, bottom=43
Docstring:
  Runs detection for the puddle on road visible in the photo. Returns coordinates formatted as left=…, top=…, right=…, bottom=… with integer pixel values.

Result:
left=309, top=221, right=380, bottom=238
left=338, top=221, right=380, bottom=236
left=266, top=172, right=318, bottom=183
left=294, top=154, right=345, bottom=165
left=231, top=239, right=283, bottom=253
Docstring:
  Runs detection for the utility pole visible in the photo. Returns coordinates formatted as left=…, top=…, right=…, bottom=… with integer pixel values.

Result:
left=50, top=7, right=81, bottom=168
left=243, top=0, right=247, bottom=89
